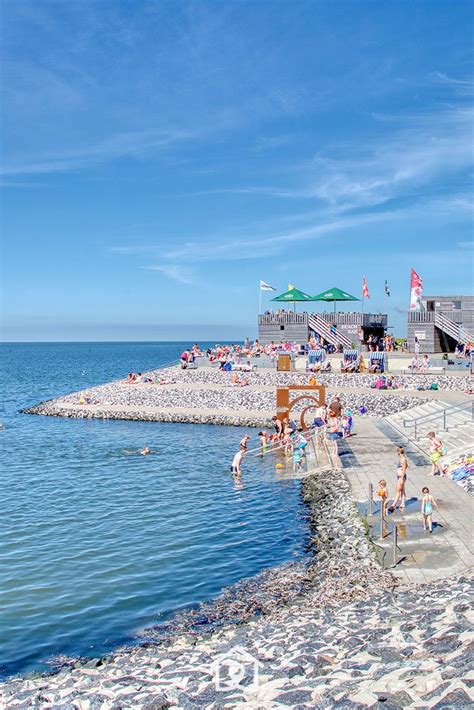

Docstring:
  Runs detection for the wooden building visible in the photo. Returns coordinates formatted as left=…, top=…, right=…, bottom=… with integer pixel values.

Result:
left=258, top=311, right=387, bottom=348
left=407, top=295, right=474, bottom=353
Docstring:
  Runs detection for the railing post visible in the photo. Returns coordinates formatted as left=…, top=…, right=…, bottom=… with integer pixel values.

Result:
left=392, top=524, right=398, bottom=567
left=443, top=410, right=447, bottom=431
left=414, top=421, right=417, bottom=440
left=368, top=483, right=373, bottom=516
left=379, top=504, right=385, bottom=539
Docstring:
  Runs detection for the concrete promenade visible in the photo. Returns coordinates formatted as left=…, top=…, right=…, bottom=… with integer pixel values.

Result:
left=340, top=417, right=474, bottom=585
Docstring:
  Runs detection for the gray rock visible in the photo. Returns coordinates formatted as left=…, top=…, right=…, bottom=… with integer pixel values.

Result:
left=430, top=687, right=473, bottom=708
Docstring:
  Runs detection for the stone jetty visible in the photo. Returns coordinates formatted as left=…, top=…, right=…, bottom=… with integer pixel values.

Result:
left=22, top=365, right=470, bottom=427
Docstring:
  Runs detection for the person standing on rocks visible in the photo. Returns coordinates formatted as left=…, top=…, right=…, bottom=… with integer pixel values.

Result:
left=388, top=447, right=408, bottom=512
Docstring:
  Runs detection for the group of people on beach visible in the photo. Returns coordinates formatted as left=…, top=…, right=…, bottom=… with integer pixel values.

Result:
left=376, top=431, right=447, bottom=533
left=408, top=354, right=432, bottom=373
left=126, top=372, right=152, bottom=383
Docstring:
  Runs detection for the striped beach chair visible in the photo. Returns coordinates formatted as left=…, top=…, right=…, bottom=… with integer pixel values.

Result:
left=369, top=351, right=387, bottom=373
left=306, top=349, right=325, bottom=371
left=341, top=349, right=360, bottom=373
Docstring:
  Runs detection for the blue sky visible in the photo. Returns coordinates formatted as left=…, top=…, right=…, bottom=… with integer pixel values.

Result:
left=2, top=0, right=473, bottom=341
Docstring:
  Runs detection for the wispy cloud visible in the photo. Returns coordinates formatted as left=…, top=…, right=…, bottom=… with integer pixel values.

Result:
left=187, top=106, right=473, bottom=217
left=142, top=264, right=194, bottom=284
left=430, top=71, right=473, bottom=95
left=1, top=129, right=194, bottom=177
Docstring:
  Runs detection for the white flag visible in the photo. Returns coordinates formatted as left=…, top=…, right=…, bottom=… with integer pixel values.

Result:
left=260, top=280, right=276, bottom=291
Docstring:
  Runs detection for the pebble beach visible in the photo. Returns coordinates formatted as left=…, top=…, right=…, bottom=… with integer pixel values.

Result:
left=2, top=467, right=472, bottom=709
left=22, top=366, right=472, bottom=427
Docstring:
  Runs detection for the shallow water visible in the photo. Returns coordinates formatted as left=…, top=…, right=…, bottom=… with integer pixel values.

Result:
left=0, top=343, right=307, bottom=678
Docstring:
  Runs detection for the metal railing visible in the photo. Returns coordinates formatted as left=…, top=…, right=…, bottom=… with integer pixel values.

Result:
left=308, top=313, right=353, bottom=348
left=258, top=313, right=309, bottom=325
left=368, top=483, right=402, bottom=568
left=245, top=424, right=331, bottom=470
left=259, top=311, right=388, bottom=327
left=402, top=400, right=474, bottom=440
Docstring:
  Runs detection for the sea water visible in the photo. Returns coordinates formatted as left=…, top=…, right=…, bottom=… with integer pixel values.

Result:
left=0, top=343, right=307, bottom=678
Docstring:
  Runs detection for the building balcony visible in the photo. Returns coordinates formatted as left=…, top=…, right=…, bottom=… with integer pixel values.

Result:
left=408, top=310, right=473, bottom=324
left=259, top=312, right=387, bottom=327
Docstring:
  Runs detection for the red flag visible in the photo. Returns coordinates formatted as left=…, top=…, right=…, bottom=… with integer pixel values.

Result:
left=409, top=269, right=423, bottom=310
left=362, top=276, right=370, bottom=299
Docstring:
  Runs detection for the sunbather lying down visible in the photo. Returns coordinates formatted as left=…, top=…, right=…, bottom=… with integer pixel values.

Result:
left=230, top=374, right=249, bottom=386
left=310, top=360, right=331, bottom=372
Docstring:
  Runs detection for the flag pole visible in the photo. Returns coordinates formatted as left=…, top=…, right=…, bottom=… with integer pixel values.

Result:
left=259, top=283, right=262, bottom=317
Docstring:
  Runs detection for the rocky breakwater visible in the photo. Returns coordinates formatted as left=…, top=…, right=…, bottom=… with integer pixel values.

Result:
left=23, top=366, right=432, bottom=426
left=4, top=469, right=472, bottom=708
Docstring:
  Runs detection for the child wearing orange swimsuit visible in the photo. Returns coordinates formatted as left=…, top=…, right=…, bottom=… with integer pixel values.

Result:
left=377, top=479, right=389, bottom=516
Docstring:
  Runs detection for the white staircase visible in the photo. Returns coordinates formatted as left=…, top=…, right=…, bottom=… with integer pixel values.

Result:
left=384, top=399, right=474, bottom=458
left=308, top=313, right=352, bottom=349
left=435, top=312, right=474, bottom=345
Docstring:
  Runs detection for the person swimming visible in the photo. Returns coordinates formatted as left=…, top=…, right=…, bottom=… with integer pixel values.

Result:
left=140, top=446, right=151, bottom=455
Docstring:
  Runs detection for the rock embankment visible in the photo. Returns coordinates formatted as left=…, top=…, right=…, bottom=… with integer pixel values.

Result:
left=2, top=468, right=472, bottom=709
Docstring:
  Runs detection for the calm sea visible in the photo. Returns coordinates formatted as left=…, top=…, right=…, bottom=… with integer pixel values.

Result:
left=0, top=342, right=308, bottom=678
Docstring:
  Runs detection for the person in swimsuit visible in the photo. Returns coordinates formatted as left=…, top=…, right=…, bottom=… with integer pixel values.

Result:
left=140, top=446, right=151, bottom=455
left=258, top=431, right=268, bottom=454
left=326, top=416, right=340, bottom=456
left=272, top=416, right=284, bottom=440
left=240, top=434, right=250, bottom=450
left=293, top=446, right=303, bottom=471
left=421, top=486, right=439, bottom=532
left=427, top=432, right=447, bottom=476
left=377, top=479, right=389, bottom=516
left=388, top=447, right=408, bottom=511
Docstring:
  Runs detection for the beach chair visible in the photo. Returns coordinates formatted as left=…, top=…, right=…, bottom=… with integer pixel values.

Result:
left=306, top=349, right=325, bottom=371
left=340, top=349, right=360, bottom=373
left=368, top=351, right=387, bottom=373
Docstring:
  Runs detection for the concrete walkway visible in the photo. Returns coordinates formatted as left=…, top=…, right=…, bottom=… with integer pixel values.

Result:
left=340, top=418, right=474, bottom=585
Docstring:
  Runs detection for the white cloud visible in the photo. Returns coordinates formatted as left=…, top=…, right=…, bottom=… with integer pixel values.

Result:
left=1, top=129, right=194, bottom=176
left=142, top=264, right=194, bottom=284
left=192, top=106, right=473, bottom=217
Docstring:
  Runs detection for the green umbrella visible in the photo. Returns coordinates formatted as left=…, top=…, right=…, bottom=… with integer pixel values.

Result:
left=271, top=286, right=312, bottom=312
left=310, top=286, right=360, bottom=315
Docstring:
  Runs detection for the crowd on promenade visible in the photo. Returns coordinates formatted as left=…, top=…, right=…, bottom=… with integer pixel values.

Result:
left=179, top=336, right=407, bottom=368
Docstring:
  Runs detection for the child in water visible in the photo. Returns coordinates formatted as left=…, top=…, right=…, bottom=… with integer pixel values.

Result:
left=421, top=487, right=439, bottom=533
left=293, top=447, right=303, bottom=472
left=258, top=431, right=268, bottom=453
left=377, top=479, right=389, bottom=516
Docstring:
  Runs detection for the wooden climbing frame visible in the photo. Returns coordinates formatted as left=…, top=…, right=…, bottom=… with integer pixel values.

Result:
left=276, top=384, right=326, bottom=429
